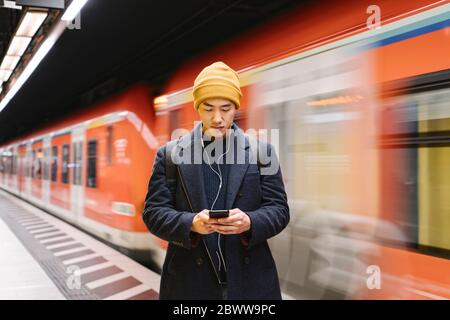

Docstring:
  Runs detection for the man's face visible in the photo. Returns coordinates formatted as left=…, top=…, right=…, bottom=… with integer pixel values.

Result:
left=198, top=98, right=236, bottom=138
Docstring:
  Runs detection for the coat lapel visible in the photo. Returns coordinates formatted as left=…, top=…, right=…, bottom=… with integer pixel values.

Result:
left=225, top=126, right=249, bottom=209
left=177, top=123, right=208, bottom=212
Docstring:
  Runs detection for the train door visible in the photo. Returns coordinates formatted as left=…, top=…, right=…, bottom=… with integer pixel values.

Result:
left=25, top=143, right=32, bottom=197
left=71, top=125, right=85, bottom=222
left=50, top=132, right=72, bottom=213
left=18, top=144, right=26, bottom=196
left=5, top=147, right=13, bottom=189
left=42, top=136, right=51, bottom=206
left=12, top=145, right=18, bottom=192
left=0, top=148, right=4, bottom=186
left=31, top=140, right=43, bottom=201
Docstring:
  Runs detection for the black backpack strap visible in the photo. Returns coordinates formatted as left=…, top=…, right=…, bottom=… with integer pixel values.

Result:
left=165, top=139, right=178, bottom=199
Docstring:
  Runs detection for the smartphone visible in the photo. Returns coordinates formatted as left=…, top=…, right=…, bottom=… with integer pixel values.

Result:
left=208, top=210, right=229, bottom=219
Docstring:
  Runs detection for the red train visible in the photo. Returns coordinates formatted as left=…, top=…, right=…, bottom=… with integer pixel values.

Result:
left=1, top=0, right=449, bottom=299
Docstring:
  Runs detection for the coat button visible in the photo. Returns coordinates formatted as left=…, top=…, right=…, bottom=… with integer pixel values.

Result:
left=244, top=256, right=250, bottom=265
left=196, top=257, right=203, bottom=266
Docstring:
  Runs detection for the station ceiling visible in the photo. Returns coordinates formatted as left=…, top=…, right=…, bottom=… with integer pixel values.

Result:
left=0, top=0, right=309, bottom=144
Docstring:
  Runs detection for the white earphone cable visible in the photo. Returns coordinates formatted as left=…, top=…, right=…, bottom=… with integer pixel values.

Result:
left=202, top=128, right=231, bottom=273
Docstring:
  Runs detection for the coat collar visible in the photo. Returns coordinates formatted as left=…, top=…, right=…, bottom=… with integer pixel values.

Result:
left=177, top=122, right=250, bottom=211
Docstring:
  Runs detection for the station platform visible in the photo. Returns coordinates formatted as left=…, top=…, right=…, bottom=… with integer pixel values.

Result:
left=0, top=190, right=161, bottom=300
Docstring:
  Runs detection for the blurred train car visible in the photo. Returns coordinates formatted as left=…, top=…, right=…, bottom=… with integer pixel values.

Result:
left=1, top=0, right=450, bottom=299
left=0, top=86, right=167, bottom=269
left=153, top=0, right=450, bottom=299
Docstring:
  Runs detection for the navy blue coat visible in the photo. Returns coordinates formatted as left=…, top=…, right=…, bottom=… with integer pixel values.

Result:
left=142, top=123, right=289, bottom=300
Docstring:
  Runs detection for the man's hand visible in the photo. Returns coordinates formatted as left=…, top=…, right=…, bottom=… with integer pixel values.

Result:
left=191, top=209, right=215, bottom=234
left=209, top=208, right=251, bottom=235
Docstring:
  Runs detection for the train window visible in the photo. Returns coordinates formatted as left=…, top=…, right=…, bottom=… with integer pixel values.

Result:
left=26, top=149, right=31, bottom=178
left=106, top=125, right=113, bottom=165
left=31, top=150, right=36, bottom=178
left=51, top=146, right=58, bottom=182
left=38, top=149, right=43, bottom=179
left=12, top=152, right=17, bottom=175
left=10, top=152, right=13, bottom=175
left=4, top=150, right=11, bottom=175
left=6, top=156, right=9, bottom=174
left=73, top=141, right=82, bottom=185
left=15, top=152, right=18, bottom=175
left=36, top=149, right=42, bottom=180
left=24, top=151, right=28, bottom=176
left=17, top=151, right=22, bottom=177
left=4, top=152, right=9, bottom=175
left=43, top=147, right=50, bottom=180
left=380, top=87, right=450, bottom=256
left=62, top=144, right=69, bottom=184
left=87, top=140, right=97, bottom=188
left=3, top=152, right=7, bottom=174
left=6, top=154, right=9, bottom=175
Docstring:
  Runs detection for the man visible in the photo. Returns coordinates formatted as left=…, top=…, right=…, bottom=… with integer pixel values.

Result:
left=143, top=61, right=289, bottom=300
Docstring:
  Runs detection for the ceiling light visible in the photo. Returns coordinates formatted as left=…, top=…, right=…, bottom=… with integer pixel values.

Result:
left=0, top=69, right=13, bottom=82
left=16, top=10, right=48, bottom=37
left=3, top=1, right=22, bottom=10
left=61, top=0, right=88, bottom=22
left=1, top=55, right=21, bottom=71
left=0, top=20, right=66, bottom=113
left=7, top=36, right=32, bottom=56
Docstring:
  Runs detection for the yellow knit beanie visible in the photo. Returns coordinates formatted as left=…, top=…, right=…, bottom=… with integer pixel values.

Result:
left=192, top=61, right=243, bottom=110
